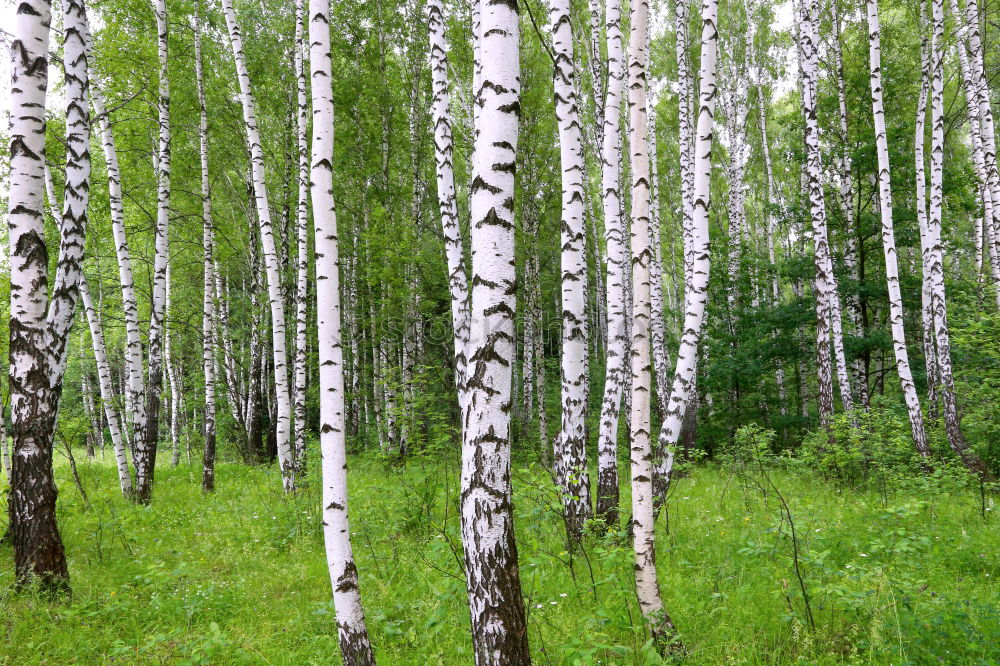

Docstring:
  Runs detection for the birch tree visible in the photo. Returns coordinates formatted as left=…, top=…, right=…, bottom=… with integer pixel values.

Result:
left=798, top=0, right=853, bottom=423
left=460, top=0, right=531, bottom=660
left=194, top=1, right=217, bottom=491
left=951, top=0, right=1000, bottom=307
left=7, top=0, right=89, bottom=586
left=133, top=0, right=173, bottom=503
left=596, top=0, right=627, bottom=527
left=308, top=0, right=377, bottom=659
left=80, top=280, right=131, bottom=495
left=222, top=0, right=296, bottom=490
left=427, top=0, right=470, bottom=410
left=550, top=0, right=591, bottom=543
left=628, top=0, right=680, bottom=650
left=655, top=0, right=719, bottom=484
left=293, top=0, right=309, bottom=472
left=832, top=2, right=869, bottom=406
left=926, top=0, right=992, bottom=477
left=864, top=0, right=929, bottom=456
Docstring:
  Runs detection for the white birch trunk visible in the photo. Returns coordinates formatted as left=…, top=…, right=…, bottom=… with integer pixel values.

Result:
left=194, top=1, right=217, bottom=490
left=222, top=0, right=296, bottom=490
left=596, top=0, right=627, bottom=527
left=647, top=69, right=671, bottom=416
left=655, top=0, right=719, bottom=482
left=961, top=0, right=1000, bottom=295
left=293, top=0, right=310, bottom=472
left=915, top=20, right=939, bottom=423
left=550, top=0, right=591, bottom=542
left=460, top=0, right=531, bottom=660
left=798, top=0, right=853, bottom=422
left=7, top=0, right=69, bottom=585
left=133, top=0, right=173, bottom=502
left=308, top=0, right=376, bottom=658
left=80, top=280, right=132, bottom=495
left=927, top=0, right=991, bottom=477
left=951, top=0, right=1000, bottom=307
left=864, top=0, right=930, bottom=456
left=165, top=261, right=181, bottom=467
left=428, top=0, right=471, bottom=417
left=628, top=0, right=680, bottom=650
left=832, top=3, right=869, bottom=407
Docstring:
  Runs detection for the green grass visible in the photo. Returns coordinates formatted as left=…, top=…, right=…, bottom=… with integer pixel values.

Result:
left=1, top=450, right=997, bottom=664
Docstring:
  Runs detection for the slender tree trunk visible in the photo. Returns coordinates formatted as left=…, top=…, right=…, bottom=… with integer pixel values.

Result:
left=914, top=20, right=940, bottom=424
left=165, top=262, right=181, bottom=467
left=428, top=0, right=471, bottom=424
left=308, top=0, right=377, bottom=659
left=222, top=0, right=296, bottom=490
left=194, top=2, right=217, bottom=491
left=80, top=280, right=131, bottom=495
left=293, top=0, right=310, bottom=474
left=951, top=0, right=1000, bottom=307
left=865, top=0, right=930, bottom=456
left=798, top=0, right=852, bottom=424
left=655, top=0, right=719, bottom=484
left=961, top=0, right=1000, bottom=298
left=628, top=0, right=680, bottom=650
left=648, top=92, right=671, bottom=416
left=927, top=0, right=992, bottom=478
left=832, top=3, right=869, bottom=408
left=596, top=0, right=627, bottom=527
left=755, top=67, right=788, bottom=417
left=460, top=1, right=531, bottom=661
left=132, top=0, right=173, bottom=503
left=550, top=0, right=591, bottom=543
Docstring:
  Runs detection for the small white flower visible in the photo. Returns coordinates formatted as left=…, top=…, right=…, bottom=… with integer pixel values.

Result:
left=859, top=553, right=868, bottom=557
left=559, top=593, right=568, bottom=598
left=535, top=604, right=543, bottom=609
left=549, top=601, right=557, bottom=605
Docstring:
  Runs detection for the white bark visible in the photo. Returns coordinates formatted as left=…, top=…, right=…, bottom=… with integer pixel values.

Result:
left=961, top=0, right=1000, bottom=294
left=293, top=0, right=309, bottom=471
left=628, top=0, right=679, bottom=649
left=927, top=0, right=990, bottom=476
left=655, top=0, right=719, bottom=479
left=951, top=0, right=1000, bottom=307
left=832, top=3, right=869, bottom=407
left=550, top=0, right=591, bottom=542
left=308, top=0, right=376, bottom=658
left=596, top=0, right=627, bottom=526
left=194, top=1, right=217, bottom=490
left=915, top=19, right=939, bottom=422
left=647, top=49, right=671, bottom=416
left=90, top=80, right=149, bottom=472
left=864, top=0, right=929, bottom=456
left=80, top=280, right=131, bottom=495
left=427, top=0, right=471, bottom=413
left=222, top=0, right=295, bottom=490
left=798, top=0, right=853, bottom=422
left=133, top=0, right=173, bottom=502
left=752, top=43, right=788, bottom=416
left=165, top=261, right=181, bottom=467
left=7, top=0, right=70, bottom=584
left=460, top=0, right=531, bottom=660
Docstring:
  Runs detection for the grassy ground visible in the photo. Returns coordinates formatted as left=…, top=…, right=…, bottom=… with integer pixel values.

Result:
left=0, top=451, right=997, bottom=665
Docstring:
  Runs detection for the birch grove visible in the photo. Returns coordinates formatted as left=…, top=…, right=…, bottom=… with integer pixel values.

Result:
left=4, top=0, right=1000, bottom=659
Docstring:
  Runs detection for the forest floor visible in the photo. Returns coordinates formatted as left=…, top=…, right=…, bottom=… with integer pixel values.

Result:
left=0, top=451, right=998, bottom=665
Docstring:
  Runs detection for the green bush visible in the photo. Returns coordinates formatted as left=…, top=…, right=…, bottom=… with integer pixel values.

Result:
left=799, top=404, right=925, bottom=486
